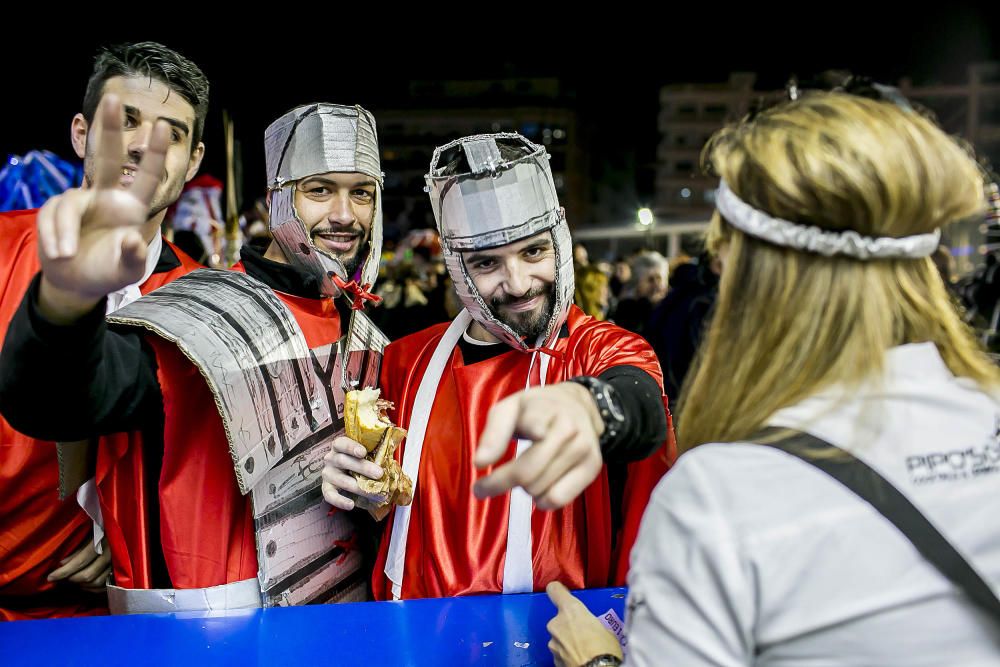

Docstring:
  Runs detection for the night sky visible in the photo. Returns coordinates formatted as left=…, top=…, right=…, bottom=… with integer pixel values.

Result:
left=4, top=7, right=998, bottom=218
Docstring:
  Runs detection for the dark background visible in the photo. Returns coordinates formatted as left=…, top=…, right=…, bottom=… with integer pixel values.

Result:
left=4, top=8, right=997, bottom=232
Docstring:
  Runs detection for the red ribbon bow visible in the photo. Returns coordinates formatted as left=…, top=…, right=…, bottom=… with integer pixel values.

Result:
left=332, top=532, right=359, bottom=565
left=331, top=275, right=383, bottom=311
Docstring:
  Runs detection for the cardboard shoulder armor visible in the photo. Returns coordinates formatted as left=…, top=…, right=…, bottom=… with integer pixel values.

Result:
left=108, top=268, right=389, bottom=606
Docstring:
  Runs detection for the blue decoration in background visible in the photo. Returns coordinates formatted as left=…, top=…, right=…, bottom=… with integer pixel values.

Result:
left=0, top=150, right=83, bottom=212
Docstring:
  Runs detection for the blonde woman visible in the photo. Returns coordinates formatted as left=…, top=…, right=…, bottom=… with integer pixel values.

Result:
left=547, top=92, right=1000, bottom=666
left=574, top=263, right=612, bottom=320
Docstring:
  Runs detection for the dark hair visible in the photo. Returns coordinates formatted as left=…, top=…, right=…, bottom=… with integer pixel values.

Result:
left=82, top=41, right=210, bottom=150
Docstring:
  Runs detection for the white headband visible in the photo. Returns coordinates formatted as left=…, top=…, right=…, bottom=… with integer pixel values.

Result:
left=716, top=180, right=940, bottom=259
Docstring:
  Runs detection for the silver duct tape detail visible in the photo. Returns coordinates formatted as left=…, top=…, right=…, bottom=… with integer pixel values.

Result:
left=427, top=135, right=560, bottom=252
left=250, top=318, right=387, bottom=607
left=269, top=548, right=365, bottom=607
left=360, top=199, right=384, bottom=291
left=266, top=162, right=384, bottom=297
left=269, top=186, right=348, bottom=298
left=428, top=131, right=530, bottom=176
left=265, top=104, right=381, bottom=187
left=552, top=220, right=576, bottom=330
left=442, top=221, right=574, bottom=352
left=463, top=137, right=504, bottom=176
left=250, top=344, right=342, bottom=517
left=107, top=579, right=262, bottom=615
left=342, top=309, right=389, bottom=391
left=264, top=102, right=384, bottom=299
left=319, top=572, right=368, bottom=604
left=107, top=270, right=329, bottom=494
left=445, top=251, right=522, bottom=350
left=249, top=339, right=350, bottom=607
left=251, top=433, right=331, bottom=518
left=427, top=132, right=574, bottom=351
left=440, top=181, right=560, bottom=252
left=716, top=180, right=942, bottom=259
left=110, top=270, right=389, bottom=608
left=255, top=498, right=356, bottom=606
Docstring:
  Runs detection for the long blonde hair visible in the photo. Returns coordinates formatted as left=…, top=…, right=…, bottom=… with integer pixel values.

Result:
left=677, top=93, right=999, bottom=452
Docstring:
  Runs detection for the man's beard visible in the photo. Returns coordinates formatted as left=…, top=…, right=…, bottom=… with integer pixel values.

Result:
left=489, top=282, right=556, bottom=341
left=342, top=239, right=370, bottom=277
left=311, top=228, right=370, bottom=277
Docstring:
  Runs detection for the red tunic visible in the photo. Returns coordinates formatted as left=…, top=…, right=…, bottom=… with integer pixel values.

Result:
left=97, top=262, right=344, bottom=591
left=371, top=305, right=676, bottom=600
left=0, top=209, right=200, bottom=620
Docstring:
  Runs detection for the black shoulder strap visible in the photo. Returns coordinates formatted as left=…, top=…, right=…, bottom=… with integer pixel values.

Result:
left=755, top=427, right=1000, bottom=622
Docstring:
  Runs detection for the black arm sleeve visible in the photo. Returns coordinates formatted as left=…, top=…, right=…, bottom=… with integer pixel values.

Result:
left=594, top=364, right=668, bottom=463
left=0, top=273, right=163, bottom=440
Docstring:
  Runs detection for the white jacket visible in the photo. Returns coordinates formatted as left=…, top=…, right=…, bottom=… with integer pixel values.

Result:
left=626, top=343, right=1000, bottom=666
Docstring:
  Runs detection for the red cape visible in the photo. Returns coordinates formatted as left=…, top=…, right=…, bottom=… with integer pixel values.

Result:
left=0, top=209, right=200, bottom=620
left=98, top=262, right=345, bottom=591
left=371, top=305, right=676, bottom=600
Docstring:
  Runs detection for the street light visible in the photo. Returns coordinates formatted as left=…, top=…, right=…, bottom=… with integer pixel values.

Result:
left=637, top=208, right=654, bottom=226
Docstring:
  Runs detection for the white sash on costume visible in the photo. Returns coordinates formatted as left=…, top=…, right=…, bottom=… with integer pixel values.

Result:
left=502, top=350, right=549, bottom=594
left=385, top=309, right=548, bottom=599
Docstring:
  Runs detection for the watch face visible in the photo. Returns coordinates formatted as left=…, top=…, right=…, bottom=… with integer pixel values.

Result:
left=605, top=385, right=626, bottom=422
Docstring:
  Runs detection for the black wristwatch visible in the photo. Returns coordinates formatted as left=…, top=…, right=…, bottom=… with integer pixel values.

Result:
left=568, top=375, right=626, bottom=449
left=584, top=654, right=623, bottom=667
